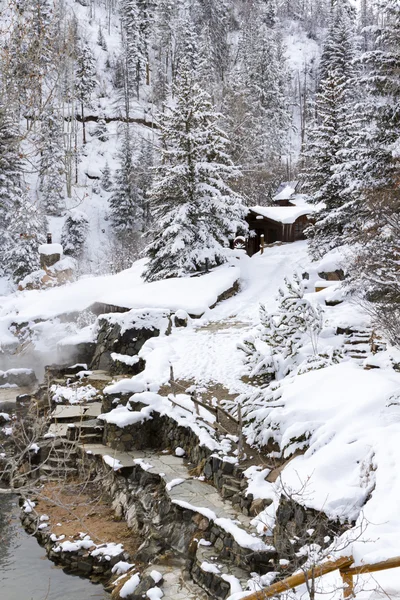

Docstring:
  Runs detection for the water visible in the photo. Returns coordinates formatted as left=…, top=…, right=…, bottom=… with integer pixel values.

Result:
left=0, top=494, right=110, bottom=600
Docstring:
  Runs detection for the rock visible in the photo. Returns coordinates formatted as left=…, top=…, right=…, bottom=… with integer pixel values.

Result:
left=318, top=269, right=344, bottom=281
left=0, top=368, right=37, bottom=388
left=0, top=412, right=10, bottom=425
left=174, top=309, right=189, bottom=328
left=249, top=497, right=273, bottom=516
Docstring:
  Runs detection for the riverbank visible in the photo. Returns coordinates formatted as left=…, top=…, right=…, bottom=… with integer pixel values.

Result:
left=0, top=492, right=109, bottom=600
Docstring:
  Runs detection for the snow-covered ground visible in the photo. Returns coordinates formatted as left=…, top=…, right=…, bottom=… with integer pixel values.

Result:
left=2, top=241, right=400, bottom=597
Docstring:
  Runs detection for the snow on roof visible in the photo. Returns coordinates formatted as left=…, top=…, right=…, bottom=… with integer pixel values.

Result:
left=273, top=181, right=299, bottom=201
left=249, top=204, right=315, bottom=224
left=38, top=243, right=63, bottom=256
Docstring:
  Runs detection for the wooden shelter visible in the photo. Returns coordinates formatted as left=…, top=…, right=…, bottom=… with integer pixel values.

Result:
left=246, top=205, right=313, bottom=256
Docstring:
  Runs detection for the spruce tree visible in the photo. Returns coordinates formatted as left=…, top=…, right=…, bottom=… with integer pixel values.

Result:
left=303, top=2, right=357, bottom=258
left=39, top=105, right=66, bottom=216
left=75, top=42, right=97, bottom=143
left=101, top=162, right=113, bottom=191
left=0, top=106, right=25, bottom=269
left=61, top=209, right=89, bottom=258
left=143, top=60, right=246, bottom=282
left=120, top=0, right=147, bottom=99
left=109, top=125, right=144, bottom=233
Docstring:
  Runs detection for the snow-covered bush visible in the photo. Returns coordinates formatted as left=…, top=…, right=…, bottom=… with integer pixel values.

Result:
left=61, top=210, right=90, bottom=258
left=238, top=274, right=323, bottom=382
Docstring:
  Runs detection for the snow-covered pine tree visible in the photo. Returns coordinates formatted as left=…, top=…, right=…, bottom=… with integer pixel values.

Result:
left=120, top=0, right=147, bottom=99
left=143, top=59, right=246, bottom=282
left=101, top=162, right=113, bottom=191
left=75, top=42, right=97, bottom=143
left=342, top=0, right=400, bottom=339
left=303, top=1, right=357, bottom=258
left=193, top=0, right=231, bottom=81
left=109, top=124, right=144, bottom=233
left=38, top=105, right=66, bottom=216
left=136, top=138, right=154, bottom=228
left=224, top=2, right=290, bottom=204
left=4, top=198, right=46, bottom=284
left=61, top=209, right=89, bottom=258
left=238, top=273, right=323, bottom=382
left=0, top=105, right=25, bottom=271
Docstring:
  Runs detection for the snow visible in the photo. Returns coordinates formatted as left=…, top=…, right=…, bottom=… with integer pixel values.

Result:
left=201, top=561, right=221, bottom=574
left=172, top=499, right=274, bottom=552
left=38, top=243, right=63, bottom=256
left=51, top=383, right=97, bottom=404
left=150, top=570, right=163, bottom=584
left=133, top=458, right=154, bottom=471
left=22, top=499, right=36, bottom=513
left=249, top=205, right=316, bottom=225
left=119, top=573, right=140, bottom=598
left=111, top=353, right=140, bottom=366
left=0, top=413, right=10, bottom=421
left=146, top=588, right=163, bottom=600
left=174, top=447, right=185, bottom=457
left=98, top=264, right=240, bottom=316
left=98, top=403, right=154, bottom=427
left=221, top=574, right=243, bottom=595
left=273, top=183, right=296, bottom=201
left=246, top=361, right=400, bottom=564
left=103, top=455, right=123, bottom=471
left=112, top=561, right=135, bottom=575
left=165, top=478, right=185, bottom=491
left=29, top=443, right=40, bottom=453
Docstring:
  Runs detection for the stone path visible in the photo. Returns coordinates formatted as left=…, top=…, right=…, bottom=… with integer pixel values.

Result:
left=143, top=563, right=209, bottom=600
left=51, top=402, right=103, bottom=421
left=80, top=443, right=259, bottom=533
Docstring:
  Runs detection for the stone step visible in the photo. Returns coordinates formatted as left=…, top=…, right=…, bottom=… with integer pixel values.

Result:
left=40, top=463, right=78, bottom=477
left=220, top=474, right=242, bottom=492
left=47, top=456, right=76, bottom=468
left=192, top=543, right=253, bottom=599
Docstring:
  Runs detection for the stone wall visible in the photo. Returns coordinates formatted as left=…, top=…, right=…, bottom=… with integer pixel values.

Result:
left=21, top=510, right=127, bottom=581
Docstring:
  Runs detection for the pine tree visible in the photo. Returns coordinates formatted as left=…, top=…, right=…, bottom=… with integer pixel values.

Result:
left=75, top=42, right=97, bottom=143
left=223, top=4, right=290, bottom=204
left=0, top=105, right=25, bottom=269
left=4, top=198, right=46, bottom=284
left=120, top=0, right=147, bottom=99
left=343, top=1, right=400, bottom=338
left=39, top=105, right=66, bottom=216
left=101, top=162, right=113, bottom=191
left=238, top=274, right=323, bottom=382
left=61, top=209, right=89, bottom=257
left=303, top=2, right=357, bottom=258
left=109, top=125, right=144, bottom=233
left=193, top=0, right=230, bottom=81
left=143, top=60, right=246, bottom=282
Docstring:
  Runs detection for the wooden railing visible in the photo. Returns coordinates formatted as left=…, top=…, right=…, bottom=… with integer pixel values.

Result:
left=242, top=555, right=400, bottom=600
left=168, top=365, right=244, bottom=458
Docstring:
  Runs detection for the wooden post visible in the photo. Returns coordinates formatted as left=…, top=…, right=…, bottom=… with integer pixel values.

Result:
left=260, top=234, right=265, bottom=255
left=192, top=390, right=200, bottom=416
left=169, top=365, right=177, bottom=397
left=238, top=403, right=243, bottom=461
left=340, top=571, right=354, bottom=598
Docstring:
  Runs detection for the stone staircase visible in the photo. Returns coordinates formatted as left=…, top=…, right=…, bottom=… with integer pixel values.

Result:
left=341, top=327, right=386, bottom=365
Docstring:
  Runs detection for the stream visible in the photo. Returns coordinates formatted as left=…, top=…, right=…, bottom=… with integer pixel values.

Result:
left=0, top=493, right=110, bottom=600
